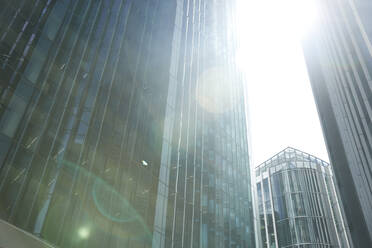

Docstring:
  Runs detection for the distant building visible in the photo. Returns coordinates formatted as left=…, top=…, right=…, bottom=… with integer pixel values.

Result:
left=302, top=0, right=372, bottom=247
left=254, top=147, right=351, bottom=248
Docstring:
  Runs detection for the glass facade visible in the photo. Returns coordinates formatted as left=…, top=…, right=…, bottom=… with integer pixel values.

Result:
left=0, top=0, right=255, bottom=247
left=152, top=0, right=255, bottom=247
left=0, top=0, right=175, bottom=247
left=302, top=0, right=372, bottom=247
left=255, top=148, right=351, bottom=248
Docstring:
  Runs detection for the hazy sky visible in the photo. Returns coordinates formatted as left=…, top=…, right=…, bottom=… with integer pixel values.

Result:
left=236, top=0, right=329, bottom=165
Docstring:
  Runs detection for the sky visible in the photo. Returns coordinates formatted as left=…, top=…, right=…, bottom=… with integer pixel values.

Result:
left=235, top=0, right=329, bottom=166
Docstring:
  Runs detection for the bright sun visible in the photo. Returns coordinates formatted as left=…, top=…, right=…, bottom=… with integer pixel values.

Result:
left=235, top=0, right=320, bottom=72
left=234, top=0, right=329, bottom=165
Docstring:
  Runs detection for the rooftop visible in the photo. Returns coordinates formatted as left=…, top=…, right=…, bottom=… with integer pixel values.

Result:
left=255, top=147, right=329, bottom=169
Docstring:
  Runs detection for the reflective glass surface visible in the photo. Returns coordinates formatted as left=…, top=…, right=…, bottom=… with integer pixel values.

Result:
left=255, top=148, right=351, bottom=248
left=302, top=0, right=372, bottom=246
left=0, top=0, right=255, bottom=247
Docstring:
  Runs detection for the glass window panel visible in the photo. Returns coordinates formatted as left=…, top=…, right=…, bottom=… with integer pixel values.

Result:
left=296, top=218, right=310, bottom=243
left=257, top=182, right=262, bottom=203
left=263, top=178, right=270, bottom=200
left=0, top=95, right=27, bottom=138
left=277, top=219, right=290, bottom=247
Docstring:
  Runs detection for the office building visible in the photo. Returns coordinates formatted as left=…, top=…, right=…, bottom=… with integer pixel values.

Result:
left=152, top=0, right=255, bottom=247
left=0, top=0, right=255, bottom=247
left=0, top=0, right=176, bottom=247
left=255, top=147, right=351, bottom=248
left=302, top=0, right=372, bottom=247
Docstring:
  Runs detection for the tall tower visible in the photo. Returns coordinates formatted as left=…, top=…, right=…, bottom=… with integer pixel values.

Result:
left=254, top=148, right=351, bottom=248
left=0, top=0, right=255, bottom=247
left=152, top=0, right=255, bottom=247
left=0, top=0, right=175, bottom=247
left=302, top=0, right=372, bottom=247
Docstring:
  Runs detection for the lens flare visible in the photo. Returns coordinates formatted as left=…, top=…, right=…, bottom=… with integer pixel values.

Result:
left=196, top=67, right=235, bottom=114
left=78, top=227, right=90, bottom=239
left=55, top=159, right=152, bottom=243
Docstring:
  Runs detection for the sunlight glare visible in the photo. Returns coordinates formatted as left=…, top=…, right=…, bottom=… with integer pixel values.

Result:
left=235, top=0, right=319, bottom=72
left=234, top=0, right=328, bottom=164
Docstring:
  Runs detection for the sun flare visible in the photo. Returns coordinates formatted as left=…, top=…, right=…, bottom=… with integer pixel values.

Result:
left=235, top=0, right=320, bottom=72
left=234, top=0, right=328, bottom=164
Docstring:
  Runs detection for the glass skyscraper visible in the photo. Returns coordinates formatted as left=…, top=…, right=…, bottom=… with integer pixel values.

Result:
left=254, top=148, right=350, bottom=248
left=302, top=0, right=372, bottom=247
left=152, top=0, right=255, bottom=247
left=0, top=0, right=254, bottom=247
